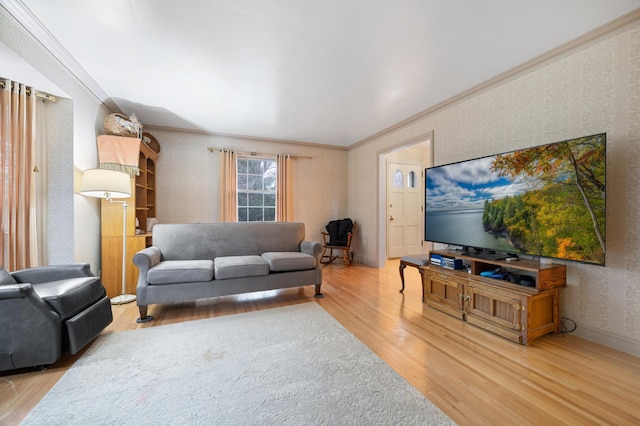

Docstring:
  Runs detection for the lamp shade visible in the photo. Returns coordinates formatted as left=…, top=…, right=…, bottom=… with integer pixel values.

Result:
left=80, top=169, right=131, bottom=199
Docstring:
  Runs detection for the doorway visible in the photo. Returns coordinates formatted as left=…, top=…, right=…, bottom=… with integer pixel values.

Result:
left=377, top=132, right=433, bottom=264
left=387, top=162, right=423, bottom=257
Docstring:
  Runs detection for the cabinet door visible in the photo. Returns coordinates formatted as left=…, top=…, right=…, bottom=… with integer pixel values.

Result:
left=466, top=280, right=525, bottom=343
left=526, top=290, right=560, bottom=343
left=424, top=269, right=465, bottom=319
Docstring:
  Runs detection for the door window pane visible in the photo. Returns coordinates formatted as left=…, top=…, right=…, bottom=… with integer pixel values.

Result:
left=408, top=171, right=416, bottom=188
left=393, top=170, right=403, bottom=188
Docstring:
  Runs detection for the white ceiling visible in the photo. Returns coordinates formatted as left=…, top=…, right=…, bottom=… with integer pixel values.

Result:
left=7, top=0, right=640, bottom=147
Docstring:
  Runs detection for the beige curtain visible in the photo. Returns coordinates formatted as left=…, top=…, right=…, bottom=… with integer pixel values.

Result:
left=276, top=153, right=293, bottom=222
left=0, top=79, right=37, bottom=270
left=31, top=100, right=48, bottom=264
left=218, top=149, right=237, bottom=222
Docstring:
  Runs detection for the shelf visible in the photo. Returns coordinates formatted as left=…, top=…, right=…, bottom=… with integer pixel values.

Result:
left=430, top=249, right=566, bottom=291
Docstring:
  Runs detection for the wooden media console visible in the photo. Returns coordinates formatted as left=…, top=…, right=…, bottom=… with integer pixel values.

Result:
left=422, top=249, right=566, bottom=344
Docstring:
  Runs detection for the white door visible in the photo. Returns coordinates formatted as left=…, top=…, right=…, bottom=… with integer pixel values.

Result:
left=387, top=162, right=423, bottom=258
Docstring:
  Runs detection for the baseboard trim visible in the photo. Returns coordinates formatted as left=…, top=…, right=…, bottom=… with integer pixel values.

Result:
left=573, top=325, right=640, bottom=358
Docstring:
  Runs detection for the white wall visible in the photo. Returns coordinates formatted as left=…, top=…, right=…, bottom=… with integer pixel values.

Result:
left=348, top=19, right=640, bottom=356
left=147, top=129, right=349, bottom=244
left=384, top=142, right=430, bottom=165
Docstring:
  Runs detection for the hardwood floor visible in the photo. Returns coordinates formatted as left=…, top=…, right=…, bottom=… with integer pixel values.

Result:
left=2, top=259, right=640, bottom=425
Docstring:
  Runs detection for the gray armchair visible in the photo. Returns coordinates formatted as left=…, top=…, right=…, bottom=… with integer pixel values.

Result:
left=0, top=264, right=113, bottom=372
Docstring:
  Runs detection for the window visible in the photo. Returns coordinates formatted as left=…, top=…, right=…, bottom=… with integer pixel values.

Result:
left=408, top=171, right=416, bottom=188
left=236, top=157, right=276, bottom=221
left=393, top=169, right=403, bottom=188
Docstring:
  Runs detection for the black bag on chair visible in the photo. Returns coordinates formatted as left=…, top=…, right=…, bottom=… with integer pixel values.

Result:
left=326, top=218, right=353, bottom=246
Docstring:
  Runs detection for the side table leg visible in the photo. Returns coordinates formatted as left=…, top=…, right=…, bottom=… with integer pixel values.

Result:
left=399, top=262, right=407, bottom=293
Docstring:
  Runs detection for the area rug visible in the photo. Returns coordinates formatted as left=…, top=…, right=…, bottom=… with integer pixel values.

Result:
left=22, top=303, right=454, bottom=425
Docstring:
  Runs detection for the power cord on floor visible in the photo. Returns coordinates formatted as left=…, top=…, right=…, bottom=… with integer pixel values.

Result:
left=560, top=316, right=577, bottom=333
left=560, top=317, right=578, bottom=333
left=552, top=316, right=577, bottom=338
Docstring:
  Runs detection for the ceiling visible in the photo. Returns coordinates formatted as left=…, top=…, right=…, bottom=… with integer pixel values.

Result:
left=6, top=0, right=640, bottom=147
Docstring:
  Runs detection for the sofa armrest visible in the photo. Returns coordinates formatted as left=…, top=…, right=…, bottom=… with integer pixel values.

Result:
left=11, top=263, right=94, bottom=284
left=0, top=282, right=62, bottom=371
left=0, top=283, right=32, bottom=300
left=0, top=283, right=57, bottom=314
left=133, top=246, right=162, bottom=271
left=300, top=240, right=322, bottom=262
left=133, top=246, right=162, bottom=284
left=133, top=246, right=162, bottom=312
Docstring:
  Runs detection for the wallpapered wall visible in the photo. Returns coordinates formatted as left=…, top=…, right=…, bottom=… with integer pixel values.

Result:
left=148, top=129, right=349, bottom=244
left=348, top=21, right=640, bottom=355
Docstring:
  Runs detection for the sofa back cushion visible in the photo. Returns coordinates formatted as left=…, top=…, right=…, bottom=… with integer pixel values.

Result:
left=152, top=222, right=307, bottom=261
left=0, top=267, right=16, bottom=285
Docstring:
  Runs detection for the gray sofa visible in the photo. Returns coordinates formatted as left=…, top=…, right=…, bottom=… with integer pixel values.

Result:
left=133, top=222, right=323, bottom=322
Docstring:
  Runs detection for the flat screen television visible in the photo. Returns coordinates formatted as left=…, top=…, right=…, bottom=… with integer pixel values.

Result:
left=425, top=133, right=606, bottom=265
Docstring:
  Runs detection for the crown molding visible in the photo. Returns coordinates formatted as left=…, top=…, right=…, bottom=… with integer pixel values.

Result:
left=0, top=0, right=115, bottom=107
left=144, top=124, right=349, bottom=151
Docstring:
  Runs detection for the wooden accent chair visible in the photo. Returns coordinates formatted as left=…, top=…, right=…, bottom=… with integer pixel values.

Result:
left=320, top=218, right=356, bottom=265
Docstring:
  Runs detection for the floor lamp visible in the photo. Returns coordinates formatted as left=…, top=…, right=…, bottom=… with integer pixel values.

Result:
left=80, top=168, right=136, bottom=304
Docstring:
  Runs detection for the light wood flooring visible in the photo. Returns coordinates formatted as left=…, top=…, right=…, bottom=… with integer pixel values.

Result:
left=2, top=259, right=640, bottom=425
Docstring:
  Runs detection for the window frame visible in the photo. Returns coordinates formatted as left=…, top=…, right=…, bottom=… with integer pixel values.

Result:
left=235, top=155, right=277, bottom=222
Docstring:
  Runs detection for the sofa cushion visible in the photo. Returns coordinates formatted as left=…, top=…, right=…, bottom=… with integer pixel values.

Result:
left=148, top=260, right=214, bottom=285
left=33, top=277, right=105, bottom=320
left=261, top=252, right=316, bottom=272
left=214, top=256, right=269, bottom=280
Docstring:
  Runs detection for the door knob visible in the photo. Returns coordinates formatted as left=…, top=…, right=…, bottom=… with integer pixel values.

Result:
left=389, top=216, right=394, bottom=221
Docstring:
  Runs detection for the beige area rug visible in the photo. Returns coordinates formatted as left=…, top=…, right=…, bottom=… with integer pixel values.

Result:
left=22, top=303, right=454, bottom=425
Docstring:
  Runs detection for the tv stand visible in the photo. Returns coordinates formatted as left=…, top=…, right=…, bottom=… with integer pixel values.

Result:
left=422, top=249, right=566, bottom=344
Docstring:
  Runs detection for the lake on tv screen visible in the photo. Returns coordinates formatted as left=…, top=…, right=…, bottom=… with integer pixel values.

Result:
left=425, top=209, right=514, bottom=251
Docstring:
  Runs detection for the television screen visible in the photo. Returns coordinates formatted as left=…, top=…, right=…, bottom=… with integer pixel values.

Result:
left=425, top=133, right=606, bottom=265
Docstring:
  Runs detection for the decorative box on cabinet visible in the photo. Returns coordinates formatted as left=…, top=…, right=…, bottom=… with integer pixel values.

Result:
left=101, top=142, right=158, bottom=298
left=422, top=249, right=565, bottom=345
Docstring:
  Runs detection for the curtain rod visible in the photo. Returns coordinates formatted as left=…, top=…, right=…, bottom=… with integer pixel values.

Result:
left=0, top=81, right=56, bottom=102
left=207, top=147, right=312, bottom=159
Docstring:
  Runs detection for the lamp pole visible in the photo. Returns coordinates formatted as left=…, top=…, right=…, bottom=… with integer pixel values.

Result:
left=108, top=198, right=136, bottom=304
